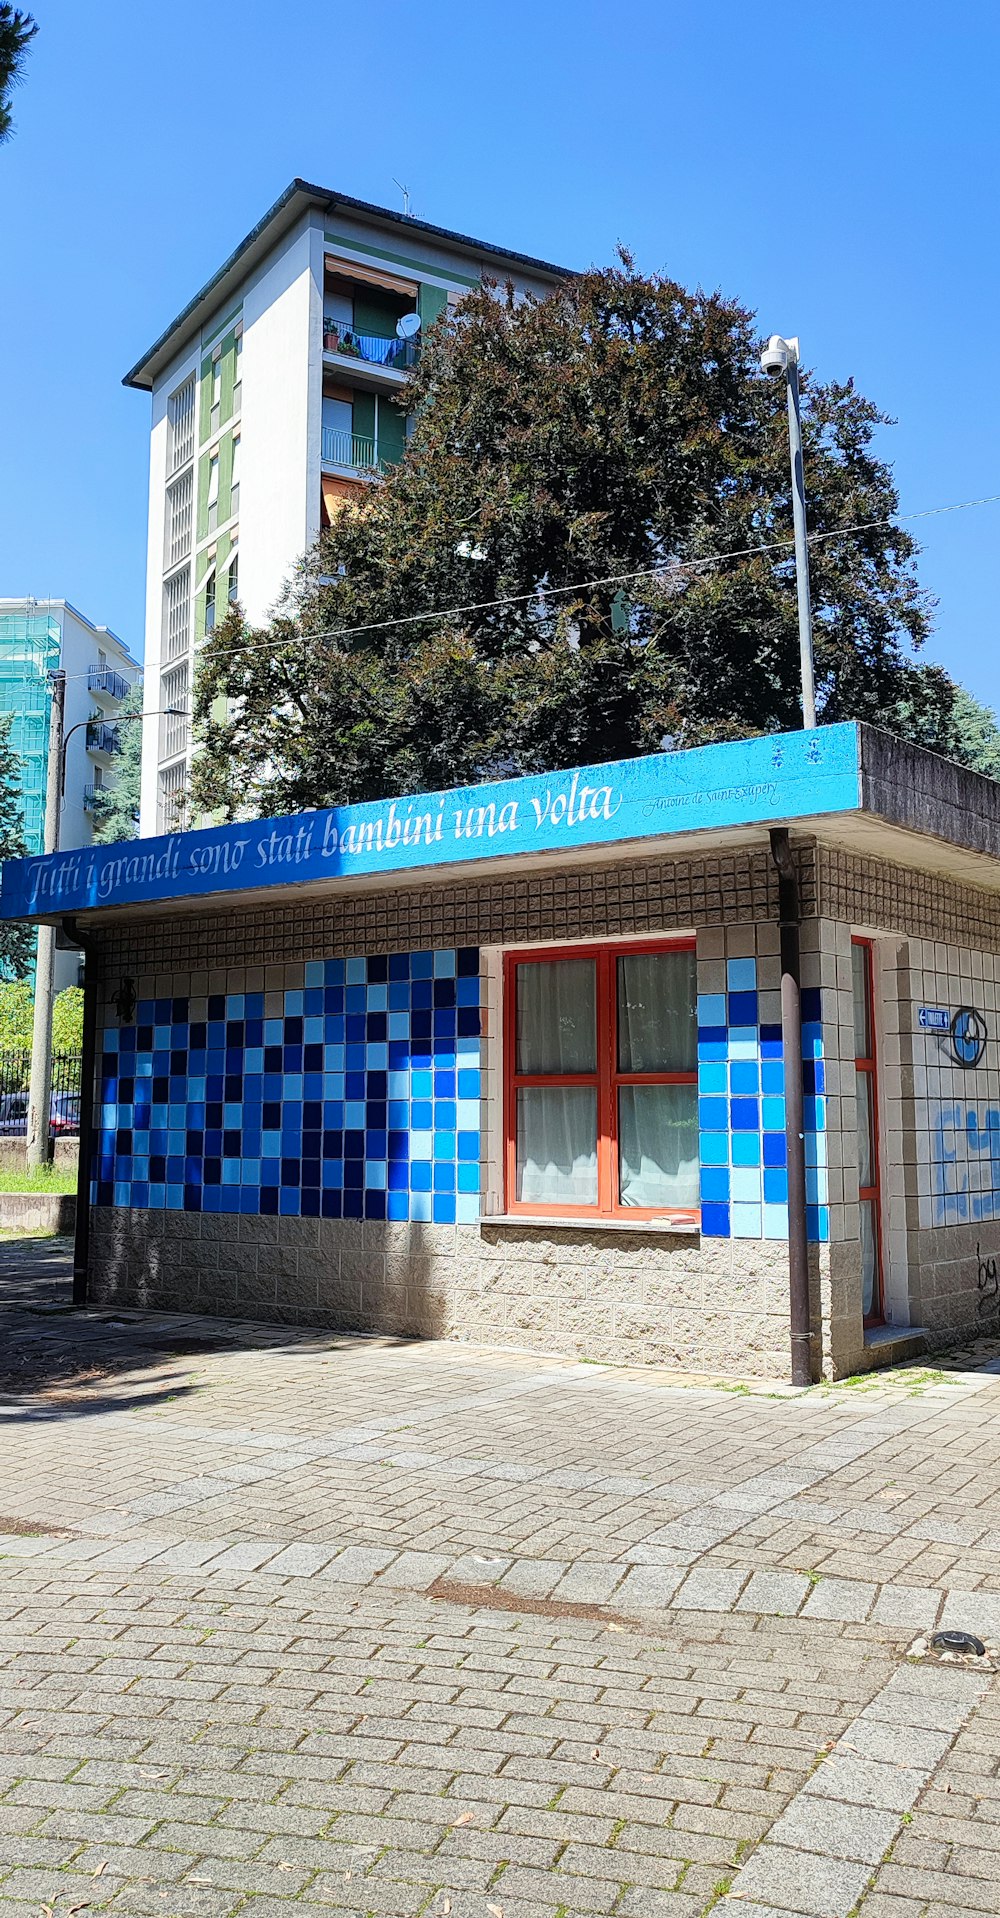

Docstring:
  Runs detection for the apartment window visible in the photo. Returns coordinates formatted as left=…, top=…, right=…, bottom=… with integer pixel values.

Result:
left=158, top=758, right=187, bottom=831
left=503, top=941, right=698, bottom=1218
left=233, top=327, right=243, bottom=414
left=164, top=468, right=193, bottom=569
left=206, top=452, right=220, bottom=533
left=161, top=664, right=189, bottom=759
left=162, top=567, right=191, bottom=662
left=230, top=434, right=240, bottom=517
left=204, top=562, right=217, bottom=634
left=167, top=374, right=196, bottom=473
left=210, top=348, right=222, bottom=434
left=852, top=938, right=884, bottom=1324
left=227, top=548, right=239, bottom=605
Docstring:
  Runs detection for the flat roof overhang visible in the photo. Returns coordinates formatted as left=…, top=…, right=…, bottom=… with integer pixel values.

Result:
left=6, top=723, right=1000, bottom=936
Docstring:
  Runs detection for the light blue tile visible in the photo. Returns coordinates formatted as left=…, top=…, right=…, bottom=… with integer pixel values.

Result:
left=365, top=1043, right=388, bottom=1070
left=455, top=1192, right=480, bottom=1223
left=222, top=1163, right=241, bottom=1186
left=698, top=1062, right=728, bottom=1094
left=388, top=1101, right=409, bottom=1128
left=731, top=1132, right=761, bottom=1167
left=323, top=1045, right=345, bottom=1071
left=149, top=1185, right=165, bottom=1208
left=166, top=1184, right=184, bottom=1208
left=410, top=1131, right=433, bottom=1160
left=806, top=1167, right=829, bottom=1205
left=457, top=1035, right=480, bottom=1059
left=323, top=1072, right=345, bottom=1099
left=113, top=1182, right=130, bottom=1207
left=762, top=1097, right=785, bottom=1131
left=226, top=994, right=245, bottom=1017
left=366, top=983, right=388, bottom=1011
left=344, top=1101, right=366, bottom=1128
left=346, top=957, right=366, bottom=983
left=387, top=1013, right=409, bottom=1040
left=763, top=1202, right=789, bottom=1240
left=264, top=1019, right=283, bottom=1044
left=434, top=949, right=457, bottom=976
left=455, top=1098, right=480, bottom=1128
left=731, top=1167, right=762, bottom=1202
left=284, top=1075, right=303, bottom=1101
left=727, top=957, right=757, bottom=991
left=697, top=992, right=727, bottom=1026
left=285, top=990, right=304, bottom=1015
left=410, top=1189, right=432, bottom=1222
left=223, top=1104, right=242, bottom=1127
left=303, top=1017, right=324, bottom=1044
left=805, top=1131, right=828, bottom=1167
left=387, top=1070, right=410, bottom=1099
left=729, top=1028, right=759, bottom=1060
left=244, top=1050, right=264, bottom=1074
left=304, top=961, right=324, bottom=987
left=731, top=1201, right=763, bottom=1239
left=411, top=1070, right=433, bottom=1099
left=365, top=1161, right=387, bottom=1189
left=241, top=1161, right=261, bottom=1184
left=700, top=1133, right=728, bottom=1165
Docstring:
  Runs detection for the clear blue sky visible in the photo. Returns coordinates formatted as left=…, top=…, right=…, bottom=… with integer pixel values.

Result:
left=1, top=1, right=997, bottom=702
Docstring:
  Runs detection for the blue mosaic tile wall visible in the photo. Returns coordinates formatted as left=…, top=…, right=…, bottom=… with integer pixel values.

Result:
left=697, top=957, right=827, bottom=1242
left=93, top=948, right=482, bottom=1225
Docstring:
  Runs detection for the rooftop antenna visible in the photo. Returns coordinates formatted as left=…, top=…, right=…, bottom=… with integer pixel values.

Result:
left=392, top=177, right=411, bottom=217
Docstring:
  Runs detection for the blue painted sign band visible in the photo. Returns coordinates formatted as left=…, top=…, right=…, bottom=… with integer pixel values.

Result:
left=919, top=1007, right=950, bottom=1031
left=0, top=723, right=862, bottom=923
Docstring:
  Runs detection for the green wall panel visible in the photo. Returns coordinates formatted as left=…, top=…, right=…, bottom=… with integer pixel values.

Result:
left=196, top=451, right=211, bottom=542
left=199, top=357, right=213, bottom=443
left=418, top=283, right=449, bottom=331
left=353, top=289, right=405, bottom=337
left=378, top=397, right=406, bottom=468
left=352, top=391, right=376, bottom=444
left=219, top=330, right=237, bottom=424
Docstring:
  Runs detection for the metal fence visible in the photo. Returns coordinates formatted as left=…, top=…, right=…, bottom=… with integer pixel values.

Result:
left=0, top=1049, right=82, bottom=1136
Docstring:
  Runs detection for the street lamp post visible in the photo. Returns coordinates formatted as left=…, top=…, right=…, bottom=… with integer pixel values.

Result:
left=760, top=335, right=817, bottom=730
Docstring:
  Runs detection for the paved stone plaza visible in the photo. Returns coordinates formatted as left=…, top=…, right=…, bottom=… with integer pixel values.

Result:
left=2, top=1240, right=1000, bottom=1917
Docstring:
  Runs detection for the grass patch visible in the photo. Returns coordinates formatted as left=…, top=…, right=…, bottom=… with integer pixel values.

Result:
left=0, top=1164, right=76, bottom=1194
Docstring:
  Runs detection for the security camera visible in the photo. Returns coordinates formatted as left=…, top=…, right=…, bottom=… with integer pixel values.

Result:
left=760, top=335, right=791, bottom=378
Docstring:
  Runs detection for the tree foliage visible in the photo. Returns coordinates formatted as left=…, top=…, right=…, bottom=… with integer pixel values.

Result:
left=0, top=5, right=37, bottom=144
left=192, top=256, right=957, bottom=818
left=91, top=680, right=143, bottom=843
left=0, top=712, right=33, bottom=979
left=0, top=982, right=81, bottom=1053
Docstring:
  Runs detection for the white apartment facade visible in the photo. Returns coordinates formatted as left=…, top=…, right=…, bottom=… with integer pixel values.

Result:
left=0, top=598, right=141, bottom=988
left=124, top=180, right=569, bottom=837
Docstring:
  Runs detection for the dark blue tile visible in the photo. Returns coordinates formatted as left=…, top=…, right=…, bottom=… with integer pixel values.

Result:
left=303, top=1044, right=323, bottom=1071
left=207, top=995, right=225, bottom=1019
left=411, top=979, right=433, bottom=1010
left=283, top=1044, right=303, bottom=1072
left=364, top=1190, right=387, bottom=1220
left=388, top=953, right=410, bottom=981
left=345, top=1071, right=365, bottom=1100
left=260, top=1186, right=279, bottom=1215
left=700, top=1201, right=730, bottom=1237
left=764, top=1168, right=789, bottom=1204
left=322, top=1131, right=343, bottom=1160
left=763, top=1131, right=787, bottom=1167
left=457, top=947, right=479, bottom=977
left=280, top=1158, right=302, bottom=1186
left=730, top=1097, right=759, bottom=1131
left=301, top=1189, right=321, bottom=1217
left=728, top=990, right=758, bottom=1025
left=183, top=1184, right=203, bottom=1211
left=801, top=987, right=822, bottom=1022
left=367, top=1072, right=387, bottom=1101
left=321, top=1190, right=343, bottom=1218
left=411, top=952, right=433, bottom=979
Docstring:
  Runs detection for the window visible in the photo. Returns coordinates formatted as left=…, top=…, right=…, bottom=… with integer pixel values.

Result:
left=232, top=326, right=243, bottom=414
left=227, top=548, right=239, bottom=605
left=210, top=348, right=222, bottom=434
left=204, top=563, right=216, bottom=634
left=162, top=566, right=191, bottom=661
left=504, top=941, right=698, bottom=1219
left=230, top=434, right=240, bottom=516
left=206, top=452, right=220, bottom=533
left=852, top=938, right=884, bottom=1323
left=158, top=758, right=187, bottom=831
left=164, top=468, right=193, bottom=569
left=167, top=374, right=196, bottom=473
left=161, top=664, right=189, bottom=759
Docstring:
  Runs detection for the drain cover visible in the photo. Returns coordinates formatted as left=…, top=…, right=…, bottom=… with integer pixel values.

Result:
left=931, top=1628, right=986, bottom=1657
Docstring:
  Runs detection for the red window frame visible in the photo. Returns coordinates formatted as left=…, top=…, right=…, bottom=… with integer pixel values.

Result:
left=852, top=936, right=885, bottom=1327
left=503, top=938, right=699, bottom=1222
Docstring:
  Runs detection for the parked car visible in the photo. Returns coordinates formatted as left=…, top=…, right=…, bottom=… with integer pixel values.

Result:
left=0, top=1090, right=80, bottom=1136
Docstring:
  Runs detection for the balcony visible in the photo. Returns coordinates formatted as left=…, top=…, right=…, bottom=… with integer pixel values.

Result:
left=322, top=324, right=418, bottom=374
left=88, top=664, right=130, bottom=702
left=321, top=427, right=387, bottom=473
left=86, top=720, right=121, bottom=756
left=83, top=783, right=103, bottom=811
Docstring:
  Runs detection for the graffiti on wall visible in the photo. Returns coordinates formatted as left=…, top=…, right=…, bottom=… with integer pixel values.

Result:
left=977, top=1241, right=1000, bottom=1323
left=932, top=1103, right=1000, bottom=1223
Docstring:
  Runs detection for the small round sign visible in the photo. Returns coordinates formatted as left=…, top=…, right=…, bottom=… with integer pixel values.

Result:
left=950, top=1007, right=988, bottom=1069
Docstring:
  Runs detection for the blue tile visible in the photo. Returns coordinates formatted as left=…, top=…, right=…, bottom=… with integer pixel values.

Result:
left=698, top=1062, right=727, bottom=1095
left=728, top=989, right=758, bottom=1026
left=806, top=1204, right=830, bottom=1242
left=731, top=1201, right=762, bottom=1239
left=700, top=1201, right=730, bottom=1238
left=699, top=1132, right=728, bottom=1166
left=729, top=1061, right=759, bottom=1095
left=726, top=958, right=757, bottom=992
left=699, top=1096, right=729, bottom=1132
left=731, top=1167, right=761, bottom=1203
left=763, top=1131, right=787, bottom=1167
left=730, top=1097, right=759, bottom=1131
left=700, top=1167, right=730, bottom=1202
left=697, top=993, right=726, bottom=1026
left=432, top=1193, right=456, bottom=1224
left=763, top=1167, right=788, bottom=1204
left=731, top=1131, right=760, bottom=1168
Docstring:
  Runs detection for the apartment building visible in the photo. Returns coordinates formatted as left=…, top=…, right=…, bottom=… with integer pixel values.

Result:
left=0, top=599, right=140, bottom=986
left=124, top=180, right=569, bottom=836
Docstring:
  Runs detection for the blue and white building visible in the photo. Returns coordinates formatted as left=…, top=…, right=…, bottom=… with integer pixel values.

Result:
left=3, top=720, right=999, bottom=1380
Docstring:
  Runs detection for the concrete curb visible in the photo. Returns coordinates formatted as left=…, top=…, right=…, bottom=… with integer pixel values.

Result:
left=0, top=1191, right=76, bottom=1233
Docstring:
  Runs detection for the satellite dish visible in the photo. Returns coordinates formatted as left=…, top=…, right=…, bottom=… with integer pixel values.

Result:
left=396, top=312, right=421, bottom=340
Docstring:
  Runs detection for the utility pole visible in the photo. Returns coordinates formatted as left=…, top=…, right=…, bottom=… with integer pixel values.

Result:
left=26, top=670, right=66, bottom=1169
left=760, top=335, right=817, bottom=729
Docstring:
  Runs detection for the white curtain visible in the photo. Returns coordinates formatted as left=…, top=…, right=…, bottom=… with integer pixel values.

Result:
left=619, top=1084, right=698, bottom=1208
left=516, top=959, right=595, bottom=1073
left=517, top=1086, right=597, bottom=1205
left=617, top=950, right=697, bottom=1072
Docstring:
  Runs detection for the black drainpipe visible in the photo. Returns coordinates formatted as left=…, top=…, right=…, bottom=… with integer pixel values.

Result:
left=768, top=830, right=813, bottom=1387
left=64, top=918, right=99, bottom=1309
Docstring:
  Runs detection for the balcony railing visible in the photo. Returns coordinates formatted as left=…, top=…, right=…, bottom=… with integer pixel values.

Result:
left=88, top=664, right=130, bottom=702
left=321, top=427, right=384, bottom=471
left=86, top=721, right=121, bottom=755
left=322, top=325, right=418, bottom=372
left=83, top=783, right=103, bottom=811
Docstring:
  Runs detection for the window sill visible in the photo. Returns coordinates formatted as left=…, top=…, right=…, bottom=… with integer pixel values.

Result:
left=481, top=1213, right=700, bottom=1236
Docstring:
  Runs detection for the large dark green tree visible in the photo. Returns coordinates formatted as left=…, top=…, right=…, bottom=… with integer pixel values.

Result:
left=192, top=256, right=957, bottom=819
left=0, top=6, right=37, bottom=144
left=0, top=712, right=33, bottom=979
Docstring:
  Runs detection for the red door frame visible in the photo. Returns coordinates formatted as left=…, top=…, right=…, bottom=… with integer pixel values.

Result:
left=852, top=936, right=885, bottom=1326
